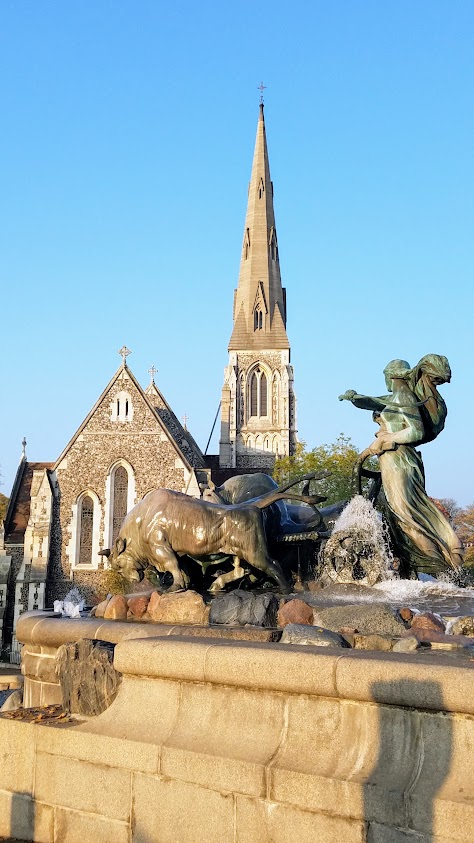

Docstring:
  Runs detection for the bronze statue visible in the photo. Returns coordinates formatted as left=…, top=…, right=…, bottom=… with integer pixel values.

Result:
left=100, top=485, right=325, bottom=594
left=339, top=355, right=464, bottom=576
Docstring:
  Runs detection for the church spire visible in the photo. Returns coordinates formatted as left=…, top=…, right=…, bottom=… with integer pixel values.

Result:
left=228, top=103, right=289, bottom=351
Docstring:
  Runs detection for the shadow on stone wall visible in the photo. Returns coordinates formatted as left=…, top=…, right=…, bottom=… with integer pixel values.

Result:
left=365, top=680, right=452, bottom=843
left=8, top=791, right=35, bottom=841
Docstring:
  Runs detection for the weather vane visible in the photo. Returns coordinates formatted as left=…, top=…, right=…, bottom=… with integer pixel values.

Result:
left=258, top=81, right=266, bottom=104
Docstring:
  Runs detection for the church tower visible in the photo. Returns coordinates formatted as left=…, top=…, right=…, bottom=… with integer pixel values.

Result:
left=219, top=103, right=297, bottom=469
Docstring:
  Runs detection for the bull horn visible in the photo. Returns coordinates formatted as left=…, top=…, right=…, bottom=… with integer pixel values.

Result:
left=98, top=548, right=111, bottom=557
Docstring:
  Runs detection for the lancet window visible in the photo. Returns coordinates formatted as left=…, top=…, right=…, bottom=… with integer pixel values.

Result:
left=78, top=495, right=94, bottom=565
left=112, top=466, right=128, bottom=544
left=248, top=367, right=269, bottom=419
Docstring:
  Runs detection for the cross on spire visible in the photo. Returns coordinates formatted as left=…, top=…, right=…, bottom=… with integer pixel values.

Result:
left=257, top=81, right=266, bottom=104
left=118, top=346, right=131, bottom=365
left=181, top=414, right=189, bottom=430
left=148, top=365, right=158, bottom=384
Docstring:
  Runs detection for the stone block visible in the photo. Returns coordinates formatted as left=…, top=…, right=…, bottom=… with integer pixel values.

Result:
left=22, top=651, right=57, bottom=683
left=367, top=822, right=448, bottom=843
left=34, top=752, right=131, bottom=821
left=0, top=790, right=53, bottom=842
left=36, top=719, right=159, bottom=774
left=236, top=798, right=366, bottom=843
left=54, top=806, right=130, bottom=843
left=334, top=650, right=474, bottom=715
left=203, top=639, right=340, bottom=697
left=277, top=597, right=313, bottom=627
left=0, top=720, right=35, bottom=793
left=132, top=773, right=235, bottom=843
left=161, top=680, right=285, bottom=796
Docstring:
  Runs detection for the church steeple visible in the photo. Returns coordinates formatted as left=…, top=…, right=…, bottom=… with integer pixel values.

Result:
left=229, top=104, right=289, bottom=351
left=219, top=102, right=297, bottom=469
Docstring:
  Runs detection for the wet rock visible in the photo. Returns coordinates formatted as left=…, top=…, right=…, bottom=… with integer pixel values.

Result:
left=209, top=590, right=278, bottom=627
left=277, top=598, right=313, bottom=627
left=280, top=624, right=351, bottom=648
left=306, top=580, right=324, bottom=592
left=393, top=636, right=423, bottom=653
left=92, top=596, right=111, bottom=618
left=312, top=604, right=406, bottom=637
left=401, top=629, right=474, bottom=651
left=127, top=594, right=150, bottom=618
left=399, top=607, right=414, bottom=623
left=353, top=634, right=393, bottom=652
left=103, top=595, right=128, bottom=621
left=410, top=612, right=445, bottom=633
left=148, top=590, right=209, bottom=625
left=449, top=616, right=474, bottom=637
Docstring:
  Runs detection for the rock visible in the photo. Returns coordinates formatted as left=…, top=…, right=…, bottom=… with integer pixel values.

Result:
left=0, top=689, right=23, bottom=711
left=312, top=604, right=406, bottom=637
left=147, top=591, right=162, bottom=618
left=306, top=580, right=324, bottom=592
left=399, top=607, right=414, bottom=622
left=209, top=591, right=279, bottom=627
left=449, top=616, right=474, bottom=637
left=277, top=598, right=313, bottom=628
left=401, top=629, right=474, bottom=651
left=280, top=624, right=351, bottom=648
left=393, top=636, right=423, bottom=653
left=103, top=595, right=128, bottom=621
left=353, top=634, right=393, bottom=652
left=127, top=594, right=150, bottom=618
left=55, top=638, right=121, bottom=716
left=93, top=596, right=111, bottom=618
left=410, top=612, right=445, bottom=633
left=148, top=590, right=209, bottom=625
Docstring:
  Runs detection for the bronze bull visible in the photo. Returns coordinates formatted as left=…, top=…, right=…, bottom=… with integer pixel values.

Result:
left=100, top=486, right=324, bottom=593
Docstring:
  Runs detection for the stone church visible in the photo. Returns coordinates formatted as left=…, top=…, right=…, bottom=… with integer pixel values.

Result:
left=0, top=103, right=297, bottom=653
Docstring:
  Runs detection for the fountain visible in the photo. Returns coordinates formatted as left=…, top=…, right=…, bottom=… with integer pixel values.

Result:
left=1, top=353, right=473, bottom=843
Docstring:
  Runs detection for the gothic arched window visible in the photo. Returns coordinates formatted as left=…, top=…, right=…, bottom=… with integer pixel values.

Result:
left=260, top=372, right=267, bottom=416
left=78, top=495, right=94, bottom=565
left=112, top=466, right=128, bottom=544
left=250, top=373, right=258, bottom=417
left=248, top=368, right=269, bottom=419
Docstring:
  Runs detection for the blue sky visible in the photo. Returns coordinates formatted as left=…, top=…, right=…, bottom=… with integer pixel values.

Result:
left=1, top=1, right=473, bottom=504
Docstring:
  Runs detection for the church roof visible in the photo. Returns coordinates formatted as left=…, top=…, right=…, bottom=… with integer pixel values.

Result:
left=53, top=362, right=206, bottom=473
left=228, top=104, right=290, bottom=352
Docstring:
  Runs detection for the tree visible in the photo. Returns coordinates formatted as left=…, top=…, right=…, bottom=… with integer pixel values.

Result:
left=454, top=504, right=474, bottom=567
left=273, top=434, right=371, bottom=506
left=0, top=493, right=8, bottom=525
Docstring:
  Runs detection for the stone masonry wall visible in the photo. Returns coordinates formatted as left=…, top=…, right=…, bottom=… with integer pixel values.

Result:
left=48, top=369, right=188, bottom=605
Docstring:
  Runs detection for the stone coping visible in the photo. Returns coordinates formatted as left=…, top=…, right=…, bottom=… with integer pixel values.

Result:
left=16, top=611, right=277, bottom=648
left=17, top=610, right=474, bottom=716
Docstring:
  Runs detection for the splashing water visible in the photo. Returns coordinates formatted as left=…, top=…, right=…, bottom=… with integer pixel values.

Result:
left=321, top=495, right=394, bottom=585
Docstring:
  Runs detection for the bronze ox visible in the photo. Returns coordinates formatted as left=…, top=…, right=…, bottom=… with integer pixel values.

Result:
left=101, top=485, right=325, bottom=593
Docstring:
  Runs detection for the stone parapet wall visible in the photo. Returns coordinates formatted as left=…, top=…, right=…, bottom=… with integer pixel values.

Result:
left=3, top=613, right=474, bottom=842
